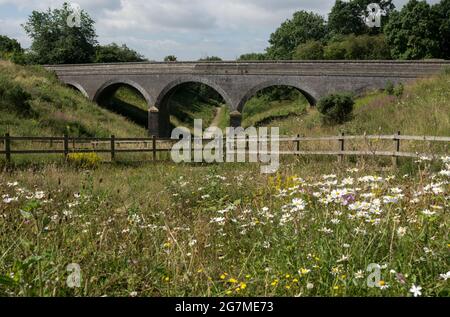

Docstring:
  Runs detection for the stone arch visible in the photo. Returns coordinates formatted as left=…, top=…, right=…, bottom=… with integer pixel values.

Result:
left=237, top=80, right=318, bottom=113
left=155, top=77, right=233, bottom=110
left=65, top=81, right=89, bottom=98
left=153, top=77, right=234, bottom=137
left=93, top=78, right=153, bottom=106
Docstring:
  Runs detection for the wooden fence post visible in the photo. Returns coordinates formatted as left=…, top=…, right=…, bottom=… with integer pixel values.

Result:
left=5, top=133, right=11, bottom=164
left=111, top=135, right=115, bottom=161
left=338, top=132, right=345, bottom=163
left=152, top=135, right=157, bottom=161
left=63, top=134, right=69, bottom=160
left=392, top=131, right=401, bottom=168
left=296, top=134, right=300, bottom=156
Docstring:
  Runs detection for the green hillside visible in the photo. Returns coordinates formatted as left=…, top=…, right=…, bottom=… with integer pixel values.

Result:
left=272, top=72, right=450, bottom=137
left=242, top=92, right=308, bottom=128
left=0, top=61, right=147, bottom=137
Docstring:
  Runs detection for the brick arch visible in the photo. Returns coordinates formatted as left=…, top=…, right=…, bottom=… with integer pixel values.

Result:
left=237, top=80, right=319, bottom=113
left=65, top=81, right=89, bottom=98
left=93, top=78, right=153, bottom=106
left=155, top=77, right=233, bottom=111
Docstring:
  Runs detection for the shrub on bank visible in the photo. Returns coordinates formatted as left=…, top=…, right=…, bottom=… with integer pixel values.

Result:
left=317, top=93, right=354, bottom=125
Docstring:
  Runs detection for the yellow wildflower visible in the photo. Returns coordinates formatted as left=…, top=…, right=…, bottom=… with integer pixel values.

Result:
left=228, top=278, right=238, bottom=284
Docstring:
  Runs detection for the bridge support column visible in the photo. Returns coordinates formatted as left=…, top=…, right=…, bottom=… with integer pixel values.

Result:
left=148, top=107, right=159, bottom=137
left=230, top=111, right=242, bottom=128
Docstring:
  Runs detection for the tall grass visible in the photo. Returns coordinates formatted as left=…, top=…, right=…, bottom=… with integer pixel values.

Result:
left=0, top=158, right=448, bottom=296
left=274, top=73, right=450, bottom=137
left=0, top=61, right=147, bottom=137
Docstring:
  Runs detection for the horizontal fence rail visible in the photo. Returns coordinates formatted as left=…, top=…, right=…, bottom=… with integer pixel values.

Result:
left=1, top=133, right=449, bottom=166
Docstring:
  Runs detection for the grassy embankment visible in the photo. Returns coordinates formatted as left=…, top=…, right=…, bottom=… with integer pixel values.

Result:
left=0, top=61, right=146, bottom=137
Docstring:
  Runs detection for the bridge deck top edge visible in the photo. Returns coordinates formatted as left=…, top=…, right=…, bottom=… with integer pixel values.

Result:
left=44, top=60, right=450, bottom=68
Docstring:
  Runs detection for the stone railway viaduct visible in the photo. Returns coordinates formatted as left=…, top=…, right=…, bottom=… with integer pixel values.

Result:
left=45, top=60, right=450, bottom=137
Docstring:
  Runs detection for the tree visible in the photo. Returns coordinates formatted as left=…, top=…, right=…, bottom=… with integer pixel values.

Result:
left=433, top=0, right=450, bottom=59
left=95, top=43, right=146, bottom=63
left=384, top=0, right=440, bottom=60
left=0, top=35, right=23, bottom=55
left=23, top=2, right=97, bottom=64
left=0, top=35, right=27, bottom=64
left=164, top=55, right=177, bottom=62
left=317, top=93, right=354, bottom=125
left=238, top=53, right=267, bottom=61
left=293, top=40, right=324, bottom=60
left=329, top=0, right=366, bottom=36
left=199, top=56, right=222, bottom=61
left=323, top=34, right=391, bottom=60
left=266, top=11, right=327, bottom=60
left=328, top=0, right=395, bottom=36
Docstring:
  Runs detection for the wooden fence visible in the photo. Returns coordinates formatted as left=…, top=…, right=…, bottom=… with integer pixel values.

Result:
left=0, top=133, right=449, bottom=166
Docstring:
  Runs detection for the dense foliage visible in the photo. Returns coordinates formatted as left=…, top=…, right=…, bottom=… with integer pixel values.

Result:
left=317, top=93, right=355, bottom=125
left=244, top=0, right=449, bottom=61
left=328, top=0, right=395, bottom=36
left=95, top=43, right=146, bottom=63
left=384, top=0, right=445, bottom=59
left=164, top=55, right=177, bottom=62
left=266, top=11, right=327, bottom=60
left=23, top=3, right=97, bottom=64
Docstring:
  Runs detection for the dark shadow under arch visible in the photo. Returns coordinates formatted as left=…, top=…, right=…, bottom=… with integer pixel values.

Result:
left=94, top=81, right=150, bottom=129
left=155, top=78, right=233, bottom=110
left=93, top=79, right=152, bottom=106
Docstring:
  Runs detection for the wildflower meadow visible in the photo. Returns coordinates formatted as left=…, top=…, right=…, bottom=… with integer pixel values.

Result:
left=0, top=156, right=448, bottom=297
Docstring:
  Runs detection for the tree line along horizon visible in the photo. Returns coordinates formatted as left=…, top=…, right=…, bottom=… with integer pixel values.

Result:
left=0, top=0, right=449, bottom=65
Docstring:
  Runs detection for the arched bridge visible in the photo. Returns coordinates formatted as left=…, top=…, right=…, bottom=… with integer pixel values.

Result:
left=45, top=60, right=450, bottom=137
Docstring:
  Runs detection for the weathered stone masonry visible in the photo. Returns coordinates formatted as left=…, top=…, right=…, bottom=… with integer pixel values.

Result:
left=45, top=60, right=450, bottom=137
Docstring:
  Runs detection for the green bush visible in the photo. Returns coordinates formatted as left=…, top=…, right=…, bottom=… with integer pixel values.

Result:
left=293, top=40, right=324, bottom=60
left=385, top=81, right=404, bottom=98
left=385, top=81, right=395, bottom=95
left=324, top=35, right=391, bottom=60
left=0, top=76, right=33, bottom=116
left=317, top=93, right=354, bottom=125
left=393, top=83, right=404, bottom=98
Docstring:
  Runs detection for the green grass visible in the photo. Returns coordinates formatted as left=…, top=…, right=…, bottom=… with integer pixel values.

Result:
left=0, top=61, right=147, bottom=137
left=242, top=94, right=308, bottom=128
left=215, top=106, right=230, bottom=130
left=114, top=86, right=148, bottom=111
left=0, top=158, right=448, bottom=296
left=273, top=74, right=450, bottom=137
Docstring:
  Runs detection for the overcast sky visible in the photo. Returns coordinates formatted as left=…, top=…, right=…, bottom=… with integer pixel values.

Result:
left=0, top=0, right=441, bottom=61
